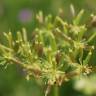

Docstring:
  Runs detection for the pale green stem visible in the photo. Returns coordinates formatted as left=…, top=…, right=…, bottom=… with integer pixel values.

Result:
left=54, top=85, right=59, bottom=96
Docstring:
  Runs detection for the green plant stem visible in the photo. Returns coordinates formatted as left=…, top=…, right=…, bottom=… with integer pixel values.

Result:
left=54, top=85, right=59, bottom=96
left=8, top=57, right=42, bottom=76
left=0, top=44, right=13, bottom=52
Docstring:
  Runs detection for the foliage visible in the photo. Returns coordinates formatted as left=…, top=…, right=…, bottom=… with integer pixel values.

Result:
left=74, top=75, right=96, bottom=95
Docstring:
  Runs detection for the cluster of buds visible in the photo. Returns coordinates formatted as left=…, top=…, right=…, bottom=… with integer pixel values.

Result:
left=0, top=10, right=96, bottom=96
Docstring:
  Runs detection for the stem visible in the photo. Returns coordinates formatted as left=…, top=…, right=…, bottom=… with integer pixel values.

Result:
left=54, top=85, right=59, bottom=96
left=9, top=57, right=42, bottom=76
left=0, top=44, right=13, bottom=52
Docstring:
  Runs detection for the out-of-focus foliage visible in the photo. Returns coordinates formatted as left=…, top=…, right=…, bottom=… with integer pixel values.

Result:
left=74, top=75, right=96, bottom=95
left=0, top=0, right=96, bottom=32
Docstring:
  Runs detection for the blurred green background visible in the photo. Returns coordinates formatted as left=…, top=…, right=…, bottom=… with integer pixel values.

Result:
left=0, top=0, right=96, bottom=96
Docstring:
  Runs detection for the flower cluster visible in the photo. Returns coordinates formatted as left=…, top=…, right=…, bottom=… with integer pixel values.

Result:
left=0, top=10, right=96, bottom=96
